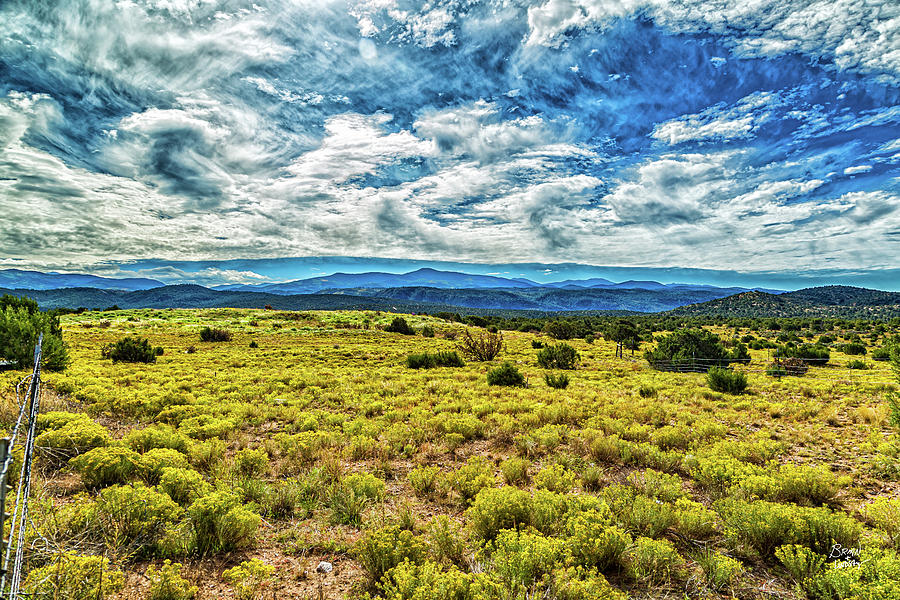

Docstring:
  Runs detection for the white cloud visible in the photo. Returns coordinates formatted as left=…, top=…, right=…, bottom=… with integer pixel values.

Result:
left=524, top=0, right=900, bottom=84
left=652, top=91, right=784, bottom=145
left=844, top=165, right=873, bottom=175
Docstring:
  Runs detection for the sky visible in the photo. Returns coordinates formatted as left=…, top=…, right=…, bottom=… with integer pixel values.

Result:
left=0, top=0, right=898, bottom=288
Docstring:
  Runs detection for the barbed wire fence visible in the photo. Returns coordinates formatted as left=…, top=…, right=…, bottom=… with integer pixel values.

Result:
left=0, top=334, right=43, bottom=599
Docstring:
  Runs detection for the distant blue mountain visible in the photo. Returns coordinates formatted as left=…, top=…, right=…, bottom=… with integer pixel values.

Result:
left=0, top=269, right=163, bottom=291
left=214, top=267, right=542, bottom=293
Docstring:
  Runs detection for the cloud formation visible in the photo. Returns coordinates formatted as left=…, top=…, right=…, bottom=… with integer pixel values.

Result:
left=0, top=0, right=898, bottom=280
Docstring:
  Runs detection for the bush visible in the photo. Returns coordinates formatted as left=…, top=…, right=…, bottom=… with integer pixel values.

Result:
left=425, top=515, right=468, bottom=567
left=839, top=342, right=867, bottom=355
left=385, top=317, right=415, bottom=335
left=222, top=559, right=274, bottom=600
left=101, top=336, right=161, bottom=363
left=233, top=447, right=269, bottom=478
left=534, top=464, right=578, bottom=493
left=91, top=483, right=182, bottom=556
left=421, top=325, right=435, bottom=337
left=531, top=340, right=544, bottom=349
left=847, top=359, right=869, bottom=370
left=500, top=458, right=530, bottom=485
left=718, top=498, right=861, bottom=557
left=696, top=549, right=744, bottom=592
left=406, top=351, right=465, bottom=369
left=125, top=424, right=190, bottom=454
left=187, top=492, right=261, bottom=556
left=487, top=362, right=526, bottom=387
left=158, top=467, right=212, bottom=507
left=408, top=466, right=441, bottom=497
left=625, top=537, right=684, bottom=585
left=140, top=448, right=191, bottom=484
left=645, top=329, right=738, bottom=371
left=447, top=457, right=497, bottom=503
left=485, top=529, right=563, bottom=594
left=343, top=472, right=386, bottom=501
left=23, top=552, right=124, bottom=600
left=355, top=525, right=427, bottom=584
left=199, top=327, right=232, bottom=342
left=567, top=509, right=630, bottom=571
left=70, top=446, right=142, bottom=488
left=457, top=329, right=503, bottom=361
left=777, top=344, right=830, bottom=365
left=537, top=343, right=579, bottom=369
left=36, top=418, right=110, bottom=463
left=0, top=298, right=69, bottom=371
left=706, top=367, right=748, bottom=394
left=147, top=560, right=197, bottom=600
left=467, top=487, right=533, bottom=541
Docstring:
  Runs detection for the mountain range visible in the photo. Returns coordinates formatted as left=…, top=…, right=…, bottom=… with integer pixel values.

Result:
left=672, top=286, right=900, bottom=319
left=0, top=269, right=164, bottom=291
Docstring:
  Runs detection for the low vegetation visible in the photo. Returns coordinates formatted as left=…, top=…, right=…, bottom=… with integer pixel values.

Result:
left=1, top=306, right=898, bottom=599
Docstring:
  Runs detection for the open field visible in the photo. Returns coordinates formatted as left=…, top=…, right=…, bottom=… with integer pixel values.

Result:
left=4, top=309, right=900, bottom=599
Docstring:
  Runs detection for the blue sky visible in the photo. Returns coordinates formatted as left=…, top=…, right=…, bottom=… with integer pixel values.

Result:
left=0, top=0, right=898, bottom=288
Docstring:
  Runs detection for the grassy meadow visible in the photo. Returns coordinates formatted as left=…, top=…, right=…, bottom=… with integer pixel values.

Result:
left=4, top=308, right=900, bottom=599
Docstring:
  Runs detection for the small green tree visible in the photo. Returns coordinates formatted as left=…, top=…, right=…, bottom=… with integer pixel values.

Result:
left=487, top=362, right=526, bottom=387
left=384, top=317, right=415, bottom=335
left=101, top=336, right=160, bottom=363
left=0, top=295, right=68, bottom=371
left=537, top=343, right=579, bottom=369
left=606, top=319, right=638, bottom=358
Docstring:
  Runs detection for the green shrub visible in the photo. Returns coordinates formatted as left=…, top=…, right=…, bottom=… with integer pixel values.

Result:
left=673, top=497, right=720, bottom=539
left=457, top=329, right=503, bottom=361
left=467, top=487, right=533, bottom=542
left=531, top=340, right=544, bottom=349
left=406, top=351, right=465, bottom=369
left=91, top=483, right=182, bottom=557
left=487, top=362, right=526, bottom=387
left=553, top=567, right=628, bottom=600
left=408, top=466, right=441, bottom=497
left=534, top=464, right=578, bottom=493
left=696, top=549, right=744, bottom=592
left=125, top=424, right=190, bottom=453
left=37, top=411, right=90, bottom=433
left=839, top=342, right=867, bottom=355
left=625, top=537, right=684, bottom=585
left=355, top=525, right=427, bottom=584
left=645, top=329, right=739, bottom=371
left=140, top=448, right=191, bottom=484
left=385, top=317, right=415, bottom=335
left=222, top=559, right=275, bottom=600
left=637, top=385, right=657, bottom=398
left=101, top=336, right=161, bottom=363
left=766, top=363, right=788, bottom=377
left=448, top=457, right=497, bottom=503
left=863, top=497, right=900, bottom=548
left=706, top=367, right=748, bottom=394
left=36, top=419, right=110, bottom=463
left=147, top=560, right=197, bottom=600
left=0, top=299, right=69, bottom=371
left=158, top=467, right=212, bottom=507
left=847, top=359, right=869, bottom=370
left=380, top=560, right=499, bottom=600
left=343, top=472, right=386, bottom=501
left=421, top=325, right=435, bottom=338
left=199, top=327, right=232, bottom=342
left=484, top=529, right=563, bottom=594
left=626, top=469, right=685, bottom=502
left=544, top=372, right=570, bottom=389
left=233, top=447, right=269, bottom=478
left=500, top=458, right=530, bottom=485
left=736, top=463, right=842, bottom=506
left=566, top=509, right=630, bottom=571
left=718, top=499, right=862, bottom=557
left=425, top=515, right=468, bottom=567
left=23, top=552, right=124, bottom=600
left=537, top=343, right=579, bottom=369
left=186, top=492, right=261, bottom=556
left=70, top=446, right=142, bottom=488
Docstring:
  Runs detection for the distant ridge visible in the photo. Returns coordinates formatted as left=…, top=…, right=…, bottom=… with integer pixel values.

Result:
left=0, top=269, right=163, bottom=291
left=671, top=286, right=900, bottom=318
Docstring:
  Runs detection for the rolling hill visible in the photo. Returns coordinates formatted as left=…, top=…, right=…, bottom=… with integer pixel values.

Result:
left=671, top=286, right=900, bottom=318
